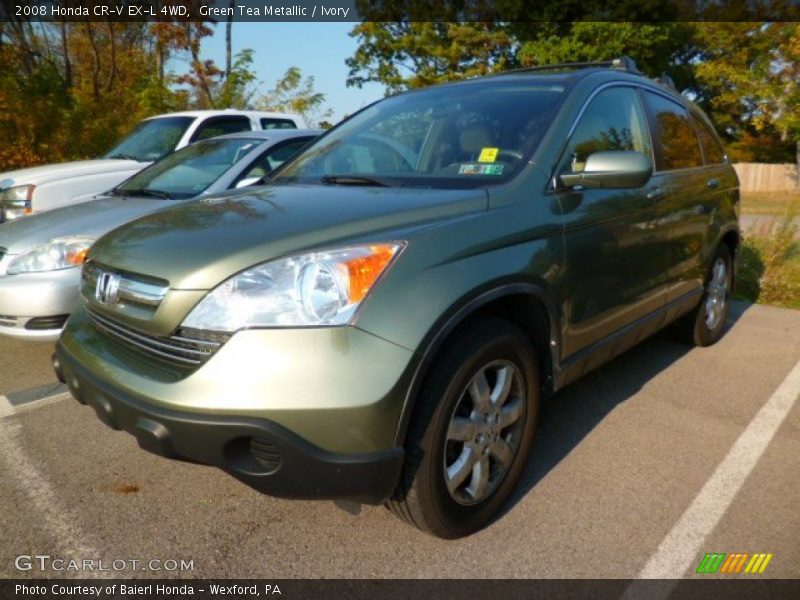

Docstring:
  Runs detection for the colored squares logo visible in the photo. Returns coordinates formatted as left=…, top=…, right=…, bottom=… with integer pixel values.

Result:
left=696, top=552, right=773, bottom=574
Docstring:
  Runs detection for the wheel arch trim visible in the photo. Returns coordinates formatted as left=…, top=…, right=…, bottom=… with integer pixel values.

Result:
left=392, top=282, right=561, bottom=447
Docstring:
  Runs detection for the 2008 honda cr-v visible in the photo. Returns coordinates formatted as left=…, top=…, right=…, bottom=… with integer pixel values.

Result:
left=54, top=58, right=739, bottom=538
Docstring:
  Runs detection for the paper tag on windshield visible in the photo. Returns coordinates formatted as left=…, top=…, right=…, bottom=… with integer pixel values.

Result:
left=458, top=164, right=504, bottom=175
left=478, top=147, right=499, bottom=163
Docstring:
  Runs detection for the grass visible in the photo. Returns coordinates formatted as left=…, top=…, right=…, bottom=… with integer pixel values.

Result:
left=734, top=218, right=800, bottom=310
left=740, top=190, right=800, bottom=216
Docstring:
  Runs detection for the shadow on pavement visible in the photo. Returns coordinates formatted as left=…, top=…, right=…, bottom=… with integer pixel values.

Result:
left=498, top=300, right=753, bottom=518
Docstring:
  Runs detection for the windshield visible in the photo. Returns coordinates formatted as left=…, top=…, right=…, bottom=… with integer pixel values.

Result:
left=114, top=137, right=263, bottom=199
left=104, top=116, right=195, bottom=162
left=274, top=80, right=565, bottom=189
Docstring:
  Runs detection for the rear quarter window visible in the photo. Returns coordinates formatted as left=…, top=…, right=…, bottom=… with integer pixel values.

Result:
left=642, top=91, right=704, bottom=171
left=692, top=115, right=726, bottom=165
left=261, top=118, right=297, bottom=130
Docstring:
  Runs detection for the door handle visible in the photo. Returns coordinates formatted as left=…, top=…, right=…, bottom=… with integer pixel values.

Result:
left=646, top=188, right=666, bottom=202
left=706, top=178, right=720, bottom=189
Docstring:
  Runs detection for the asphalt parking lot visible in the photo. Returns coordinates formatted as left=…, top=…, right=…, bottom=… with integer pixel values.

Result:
left=1, top=300, right=798, bottom=580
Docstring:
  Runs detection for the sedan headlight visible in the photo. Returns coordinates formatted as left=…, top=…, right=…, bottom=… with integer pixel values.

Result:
left=182, top=243, right=404, bottom=331
left=1, top=184, right=35, bottom=221
left=6, top=237, right=94, bottom=275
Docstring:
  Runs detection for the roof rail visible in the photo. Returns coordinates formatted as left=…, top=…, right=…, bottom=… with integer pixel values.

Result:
left=657, top=73, right=676, bottom=90
left=507, top=56, right=642, bottom=76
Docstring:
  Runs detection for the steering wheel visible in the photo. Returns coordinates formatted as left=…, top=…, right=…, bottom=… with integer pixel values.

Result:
left=357, top=136, right=415, bottom=172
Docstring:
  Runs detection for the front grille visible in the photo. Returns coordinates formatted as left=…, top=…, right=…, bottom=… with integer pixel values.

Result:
left=87, top=308, right=229, bottom=366
left=25, top=315, right=69, bottom=331
left=0, top=314, right=17, bottom=327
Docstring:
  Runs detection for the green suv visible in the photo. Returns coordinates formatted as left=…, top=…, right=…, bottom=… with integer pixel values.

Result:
left=54, top=58, right=739, bottom=538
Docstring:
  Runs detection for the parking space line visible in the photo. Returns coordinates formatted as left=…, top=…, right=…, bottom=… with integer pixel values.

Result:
left=0, top=418, right=107, bottom=579
left=7, top=382, right=68, bottom=406
left=14, top=392, right=71, bottom=414
left=0, top=395, right=14, bottom=418
left=631, top=358, right=800, bottom=584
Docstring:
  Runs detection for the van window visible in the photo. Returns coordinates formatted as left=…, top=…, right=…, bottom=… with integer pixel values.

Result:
left=560, top=87, right=651, bottom=176
left=642, top=92, right=704, bottom=170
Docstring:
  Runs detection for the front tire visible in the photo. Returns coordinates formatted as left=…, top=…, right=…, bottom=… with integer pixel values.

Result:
left=674, top=244, right=733, bottom=347
left=387, top=317, right=540, bottom=538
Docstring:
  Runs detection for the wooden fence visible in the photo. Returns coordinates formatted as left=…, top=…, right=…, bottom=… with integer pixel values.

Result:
left=733, top=163, right=799, bottom=192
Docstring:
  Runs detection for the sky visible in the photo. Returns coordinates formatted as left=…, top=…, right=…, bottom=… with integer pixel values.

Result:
left=200, top=22, right=386, bottom=124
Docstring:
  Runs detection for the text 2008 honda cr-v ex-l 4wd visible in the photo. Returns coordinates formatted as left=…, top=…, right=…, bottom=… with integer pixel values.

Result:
left=55, top=58, right=739, bottom=538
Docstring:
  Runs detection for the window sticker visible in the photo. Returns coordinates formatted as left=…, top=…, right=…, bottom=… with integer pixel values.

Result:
left=458, top=163, right=505, bottom=175
left=478, top=147, right=499, bottom=163
left=483, top=164, right=504, bottom=175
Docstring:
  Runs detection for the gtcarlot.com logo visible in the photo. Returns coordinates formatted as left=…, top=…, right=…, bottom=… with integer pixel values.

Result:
left=14, top=554, right=194, bottom=572
left=696, top=552, right=773, bottom=574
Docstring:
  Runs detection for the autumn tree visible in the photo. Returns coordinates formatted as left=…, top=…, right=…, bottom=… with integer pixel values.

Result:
left=693, top=22, right=799, bottom=164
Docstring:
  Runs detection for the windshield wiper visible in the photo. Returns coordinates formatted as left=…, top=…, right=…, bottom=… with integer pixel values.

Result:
left=107, top=153, right=141, bottom=161
left=320, top=175, right=390, bottom=187
left=113, top=188, right=171, bottom=200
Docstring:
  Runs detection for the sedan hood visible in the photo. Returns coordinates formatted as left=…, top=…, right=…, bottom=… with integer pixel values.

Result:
left=0, top=195, right=178, bottom=255
left=89, top=184, right=488, bottom=290
left=0, top=159, right=145, bottom=188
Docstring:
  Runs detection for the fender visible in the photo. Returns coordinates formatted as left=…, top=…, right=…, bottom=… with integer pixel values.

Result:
left=393, top=281, right=562, bottom=446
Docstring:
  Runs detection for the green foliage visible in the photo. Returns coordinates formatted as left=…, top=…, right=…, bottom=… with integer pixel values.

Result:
left=518, top=23, right=696, bottom=89
left=693, top=23, right=799, bottom=163
left=256, top=67, right=331, bottom=124
left=346, top=22, right=516, bottom=93
left=214, top=49, right=258, bottom=109
left=735, top=217, right=800, bottom=309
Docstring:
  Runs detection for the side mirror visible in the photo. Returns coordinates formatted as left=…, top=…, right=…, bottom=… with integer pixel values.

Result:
left=560, top=150, right=652, bottom=189
left=235, top=176, right=263, bottom=189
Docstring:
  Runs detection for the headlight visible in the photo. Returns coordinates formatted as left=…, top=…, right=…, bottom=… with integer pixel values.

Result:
left=1, top=184, right=35, bottom=221
left=182, top=243, right=404, bottom=331
left=6, top=237, right=94, bottom=275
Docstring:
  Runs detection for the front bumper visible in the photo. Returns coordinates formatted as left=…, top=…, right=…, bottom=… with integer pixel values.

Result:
left=0, top=267, right=81, bottom=340
left=55, top=342, right=405, bottom=504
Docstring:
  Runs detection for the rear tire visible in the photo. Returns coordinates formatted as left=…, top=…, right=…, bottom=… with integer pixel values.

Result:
left=674, top=244, right=733, bottom=347
left=387, top=317, right=539, bottom=538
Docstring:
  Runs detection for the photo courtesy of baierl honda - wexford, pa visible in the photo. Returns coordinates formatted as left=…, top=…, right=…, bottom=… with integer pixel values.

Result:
left=54, top=58, right=739, bottom=539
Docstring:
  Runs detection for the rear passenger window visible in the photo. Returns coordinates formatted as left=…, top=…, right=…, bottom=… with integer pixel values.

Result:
left=642, top=92, right=703, bottom=170
left=692, top=116, right=725, bottom=165
left=560, top=87, right=651, bottom=175
left=261, top=118, right=297, bottom=130
left=193, top=116, right=252, bottom=141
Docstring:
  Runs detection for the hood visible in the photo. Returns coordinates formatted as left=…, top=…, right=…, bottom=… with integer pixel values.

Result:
left=0, top=195, right=178, bottom=255
left=89, top=184, right=488, bottom=290
left=0, top=159, right=145, bottom=188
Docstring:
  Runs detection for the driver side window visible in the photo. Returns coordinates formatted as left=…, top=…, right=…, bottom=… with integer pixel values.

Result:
left=561, top=87, right=651, bottom=175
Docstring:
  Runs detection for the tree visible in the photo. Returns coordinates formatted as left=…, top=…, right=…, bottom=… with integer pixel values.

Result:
left=693, top=23, right=799, bottom=165
left=346, top=18, right=798, bottom=163
left=0, top=19, right=231, bottom=169
left=256, top=67, right=332, bottom=124
left=346, top=22, right=516, bottom=93
left=517, top=22, right=697, bottom=92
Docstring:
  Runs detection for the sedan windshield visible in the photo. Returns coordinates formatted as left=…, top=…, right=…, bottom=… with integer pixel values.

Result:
left=274, top=80, right=565, bottom=188
left=114, top=137, right=262, bottom=199
left=104, top=116, right=195, bottom=162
